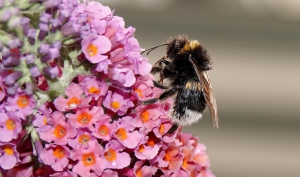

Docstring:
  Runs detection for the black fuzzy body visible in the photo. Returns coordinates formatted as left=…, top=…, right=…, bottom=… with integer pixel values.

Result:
left=148, top=35, right=212, bottom=133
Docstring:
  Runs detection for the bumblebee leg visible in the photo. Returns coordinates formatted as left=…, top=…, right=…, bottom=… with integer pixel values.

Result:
left=151, top=66, right=162, bottom=74
left=153, top=81, right=169, bottom=89
left=141, top=87, right=178, bottom=105
left=166, top=123, right=179, bottom=134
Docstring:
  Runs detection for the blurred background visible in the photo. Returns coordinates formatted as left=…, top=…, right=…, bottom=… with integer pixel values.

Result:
left=98, top=0, right=300, bottom=176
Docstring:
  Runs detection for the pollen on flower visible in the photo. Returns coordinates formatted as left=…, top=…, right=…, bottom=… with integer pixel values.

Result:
left=78, top=134, right=90, bottom=145
left=136, top=168, right=142, bottom=177
left=43, top=117, right=47, bottom=125
left=3, top=145, right=14, bottom=155
left=82, top=153, right=96, bottom=166
left=53, top=146, right=65, bottom=159
left=182, top=159, right=189, bottom=169
left=111, top=101, right=120, bottom=109
left=141, top=110, right=149, bottom=122
left=87, top=44, right=98, bottom=57
left=17, top=95, right=29, bottom=108
left=164, top=151, right=172, bottom=161
left=88, top=86, right=100, bottom=94
left=104, top=148, right=117, bottom=162
left=147, top=133, right=158, bottom=147
left=53, top=125, right=66, bottom=138
left=159, top=124, right=165, bottom=135
left=138, top=144, right=145, bottom=153
left=115, top=128, right=127, bottom=140
left=98, top=125, right=109, bottom=136
left=134, top=88, right=143, bottom=98
left=77, top=113, right=92, bottom=125
left=5, top=119, right=16, bottom=130
left=67, top=97, right=81, bottom=108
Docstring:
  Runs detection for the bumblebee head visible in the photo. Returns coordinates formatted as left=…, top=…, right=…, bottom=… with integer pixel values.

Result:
left=166, top=35, right=189, bottom=58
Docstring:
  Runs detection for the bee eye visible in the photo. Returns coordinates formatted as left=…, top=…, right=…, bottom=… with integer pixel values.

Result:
left=175, top=40, right=178, bottom=44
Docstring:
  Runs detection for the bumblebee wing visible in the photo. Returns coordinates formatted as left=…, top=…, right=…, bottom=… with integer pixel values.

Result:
left=189, top=57, right=219, bottom=129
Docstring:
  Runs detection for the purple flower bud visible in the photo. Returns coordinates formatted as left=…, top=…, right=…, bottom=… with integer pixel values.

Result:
left=28, top=29, right=37, bottom=45
left=58, top=9, right=71, bottom=23
left=21, top=17, right=30, bottom=35
left=0, top=8, right=12, bottom=22
left=2, top=56, right=20, bottom=67
left=25, top=54, right=35, bottom=64
left=41, top=48, right=60, bottom=62
left=4, top=71, right=22, bottom=85
left=52, top=41, right=61, bottom=49
left=39, top=13, right=52, bottom=23
left=38, top=23, right=49, bottom=40
left=43, top=66, right=59, bottom=78
left=25, top=82, right=33, bottom=95
left=30, top=66, right=41, bottom=77
left=38, top=44, right=50, bottom=54
left=1, top=47, right=10, bottom=58
left=6, top=83, right=20, bottom=95
left=50, top=18, right=62, bottom=33
left=8, top=38, right=22, bottom=49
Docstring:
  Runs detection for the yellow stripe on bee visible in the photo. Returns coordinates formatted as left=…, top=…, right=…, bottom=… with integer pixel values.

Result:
left=189, top=40, right=200, bottom=50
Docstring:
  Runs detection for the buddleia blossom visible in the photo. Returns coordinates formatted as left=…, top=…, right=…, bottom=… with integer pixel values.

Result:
left=0, top=0, right=215, bottom=176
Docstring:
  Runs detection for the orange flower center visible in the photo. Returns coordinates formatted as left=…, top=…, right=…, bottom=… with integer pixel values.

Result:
left=53, top=146, right=65, bottom=159
left=67, top=97, right=81, bottom=108
left=98, top=125, right=109, bottom=136
left=43, top=117, right=48, bottom=125
left=87, top=44, right=98, bottom=57
left=134, top=88, right=142, bottom=98
left=136, top=169, right=142, bottom=177
left=82, top=153, right=96, bottom=166
left=111, top=101, right=120, bottom=109
left=17, top=95, right=29, bottom=108
left=115, top=128, right=127, bottom=140
left=53, top=125, right=66, bottom=138
left=141, top=110, right=149, bottom=122
left=104, top=148, right=117, bottom=162
left=159, top=124, right=165, bottom=134
left=78, top=134, right=90, bottom=145
left=6, top=119, right=16, bottom=130
left=77, top=112, right=92, bottom=125
left=147, top=133, right=158, bottom=147
left=3, top=145, right=14, bottom=155
left=138, top=144, right=145, bottom=153
left=88, top=86, right=100, bottom=95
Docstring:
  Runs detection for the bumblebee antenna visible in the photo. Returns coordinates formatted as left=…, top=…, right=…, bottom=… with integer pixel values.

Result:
left=141, top=43, right=168, bottom=55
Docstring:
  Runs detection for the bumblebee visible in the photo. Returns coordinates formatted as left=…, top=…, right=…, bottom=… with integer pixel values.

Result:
left=141, top=35, right=219, bottom=134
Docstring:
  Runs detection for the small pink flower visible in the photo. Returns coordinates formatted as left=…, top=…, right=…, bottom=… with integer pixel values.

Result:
left=134, top=160, right=157, bottom=177
left=109, top=67, right=136, bottom=87
left=103, top=91, right=134, bottom=116
left=40, top=144, right=70, bottom=171
left=68, top=129, right=97, bottom=149
left=113, top=116, right=142, bottom=149
left=132, top=75, right=155, bottom=101
left=66, top=106, right=103, bottom=129
left=135, top=104, right=161, bottom=132
left=0, top=142, right=20, bottom=170
left=71, top=141, right=106, bottom=177
left=32, top=104, right=52, bottom=132
left=80, top=76, right=108, bottom=100
left=38, top=111, right=77, bottom=145
left=0, top=112, right=22, bottom=142
left=5, top=90, right=36, bottom=120
left=134, top=133, right=160, bottom=160
left=103, top=140, right=130, bottom=169
left=82, top=34, right=111, bottom=63
left=93, top=114, right=116, bottom=141
left=54, top=83, right=91, bottom=112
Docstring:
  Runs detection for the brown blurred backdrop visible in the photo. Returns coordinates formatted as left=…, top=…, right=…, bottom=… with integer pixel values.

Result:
left=99, top=0, right=300, bottom=176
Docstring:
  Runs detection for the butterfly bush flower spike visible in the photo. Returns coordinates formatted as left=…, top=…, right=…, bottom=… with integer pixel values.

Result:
left=0, top=0, right=215, bottom=176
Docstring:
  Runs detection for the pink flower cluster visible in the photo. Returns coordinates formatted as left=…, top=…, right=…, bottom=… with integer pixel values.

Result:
left=0, top=0, right=215, bottom=176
